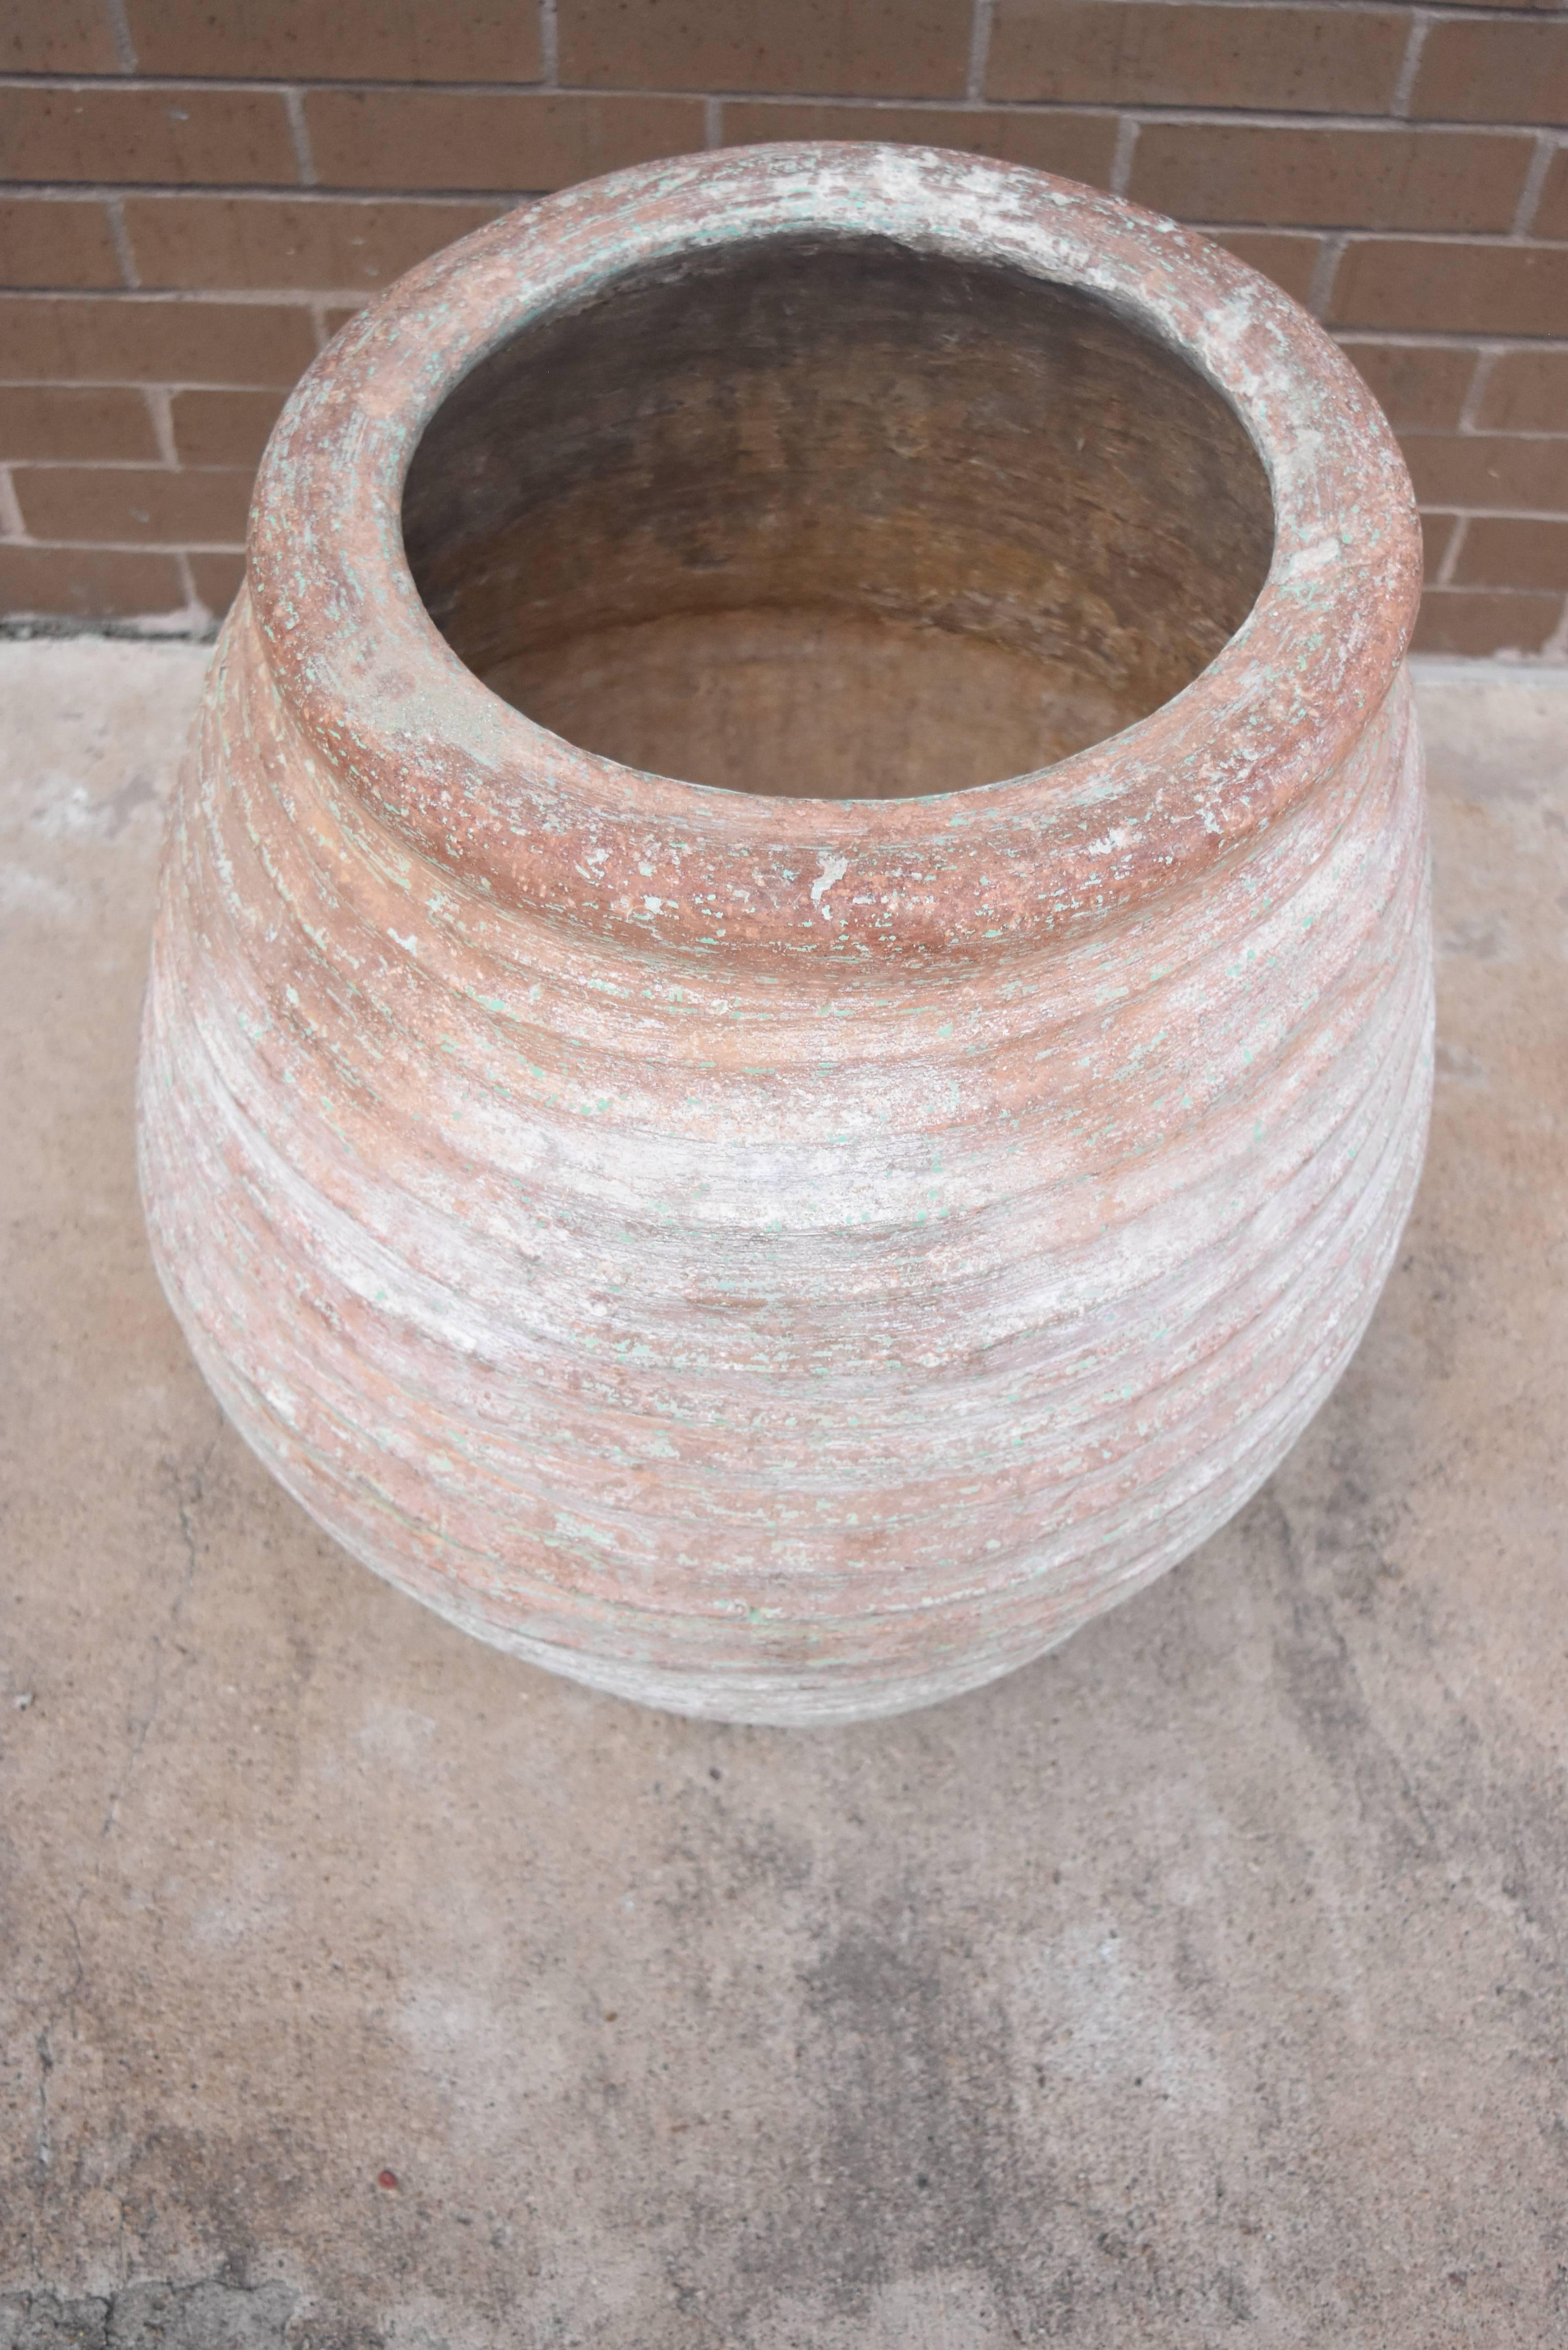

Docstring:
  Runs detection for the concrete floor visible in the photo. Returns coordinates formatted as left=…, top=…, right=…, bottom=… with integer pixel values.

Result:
left=1, top=640, right=1565, bottom=2349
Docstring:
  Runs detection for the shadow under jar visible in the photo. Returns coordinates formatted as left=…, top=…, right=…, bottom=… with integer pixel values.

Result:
left=137, top=146, right=1431, bottom=1724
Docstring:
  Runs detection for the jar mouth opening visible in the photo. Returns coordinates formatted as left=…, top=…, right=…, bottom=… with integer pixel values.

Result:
left=245, top=144, right=1420, bottom=947
left=400, top=228, right=1276, bottom=803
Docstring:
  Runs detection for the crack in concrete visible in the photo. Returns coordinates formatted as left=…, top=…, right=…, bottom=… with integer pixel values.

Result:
left=32, top=2031, right=53, bottom=2184
left=100, top=1442, right=216, bottom=1844
left=29, top=1911, right=83, bottom=2222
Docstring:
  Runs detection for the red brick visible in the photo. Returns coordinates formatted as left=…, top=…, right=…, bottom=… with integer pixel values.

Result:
left=989, top=2, right=1408, bottom=112
left=1411, top=19, right=1568, bottom=126
left=1401, top=433, right=1568, bottom=511
left=1529, top=151, right=1568, bottom=243
left=1206, top=230, right=1325, bottom=306
left=125, top=0, right=541, bottom=82
left=720, top=103, right=1118, bottom=188
left=123, top=197, right=506, bottom=293
left=1329, top=241, right=1568, bottom=338
left=1452, top=515, right=1568, bottom=592
left=0, top=84, right=299, bottom=187
left=1420, top=511, right=1458, bottom=581
left=0, top=543, right=186, bottom=618
left=188, top=549, right=246, bottom=616
left=14, top=463, right=251, bottom=544
left=0, top=384, right=158, bottom=462
left=306, top=90, right=704, bottom=194
left=0, top=297, right=317, bottom=387
left=1337, top=341, right=1479, bottom=431
left=1129, top=124, right=1531, bottom=234
left=320, top=304, right=367, bottom=346
left=0, top=0, right=119, bottom=74
left=169, top=389, right=285, bottom=468
left=1475, top=348, right=1568, bottom=433
left=0, top=197, right=122, bottom=290
left=559, top=0, right=969, bottom=98
left=1411, top=586, right=1562, bottom=654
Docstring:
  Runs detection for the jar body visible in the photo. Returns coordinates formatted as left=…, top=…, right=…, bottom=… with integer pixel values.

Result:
left=138, top=602, right=1429, bottom=1724
left=135, top=145, right=1432, bottom=1723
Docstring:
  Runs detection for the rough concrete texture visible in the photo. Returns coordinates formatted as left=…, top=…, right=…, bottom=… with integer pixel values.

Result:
left=1, top=639, right=1565, bottom=2347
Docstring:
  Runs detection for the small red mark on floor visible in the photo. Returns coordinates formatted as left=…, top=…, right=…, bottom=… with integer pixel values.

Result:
left=377, top=2170, right=400, bottom=2191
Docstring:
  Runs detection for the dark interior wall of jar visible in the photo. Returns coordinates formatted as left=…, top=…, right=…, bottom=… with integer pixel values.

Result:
left=401, top=234, right=1274, bottom=798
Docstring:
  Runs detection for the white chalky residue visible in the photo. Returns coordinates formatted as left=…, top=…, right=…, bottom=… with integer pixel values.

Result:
left=810, top=851, right=848, bottom=918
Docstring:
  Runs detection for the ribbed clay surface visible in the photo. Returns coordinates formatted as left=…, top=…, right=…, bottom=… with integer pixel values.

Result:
left=137, top=147, right=1432, bottom=1722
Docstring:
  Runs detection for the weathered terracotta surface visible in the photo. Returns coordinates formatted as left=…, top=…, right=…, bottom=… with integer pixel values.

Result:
left=136, top=145, right=1431, bottom=1723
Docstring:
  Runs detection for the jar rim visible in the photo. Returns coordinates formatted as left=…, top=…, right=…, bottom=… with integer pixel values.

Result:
left=246, top=142, right=1420, bottom=959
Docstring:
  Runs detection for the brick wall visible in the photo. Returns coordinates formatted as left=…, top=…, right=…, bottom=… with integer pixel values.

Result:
left=3, top=0, right=1567, bottom=655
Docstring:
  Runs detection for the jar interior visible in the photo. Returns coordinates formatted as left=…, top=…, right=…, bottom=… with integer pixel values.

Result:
left=402, top=231, right=1274, bottom=800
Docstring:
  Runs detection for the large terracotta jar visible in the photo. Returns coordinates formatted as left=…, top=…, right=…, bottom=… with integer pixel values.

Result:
left=137, top=145, right=1431, bottom=1724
